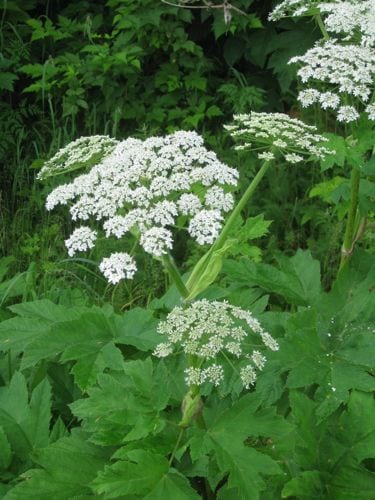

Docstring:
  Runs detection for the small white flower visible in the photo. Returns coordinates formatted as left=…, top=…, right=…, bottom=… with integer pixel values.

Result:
left=202, top=364, right=224, bottom=386
left=226, top=341, right=242, bottom=357
left=319, top=92, right=341, bottom=110
left=285, top=153, right=304, bottom=164
left=65, top=227, right=97, bottom=257
left=240, top=364, right=257, bottom=389
left=273, top=139, right=288, bottom=148
left=258, top=151, right=276, bottom=161
left=204, top=186, right=234, bottom=212
left=298, top=89, right=321, bottom=107
left=99, top=252, right=137, bottom=284
left=184, top=367, right=203, bottom=386
left=188, top=209, right=223, bottom=245
left=251, top=350, right=267, bottom=369
left=140, top=227, right=173, bottom=257
left=150, top=200, right=178, bottom=227
left=260, top=331, right=280, bottom=351
left=177, top=193, right=202, bottom=216
left=337, top=105, right=360, bottom=122
left=45, top=184, right=75, bottom=211
left=153, top=343, right=173, bottom=358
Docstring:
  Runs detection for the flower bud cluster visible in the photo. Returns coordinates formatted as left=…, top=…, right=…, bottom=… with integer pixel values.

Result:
left=153, top=299, right=279, bottom=389
left=289, top=40, right=375, bottom=122
left=38, top=136, right=119, bottom=180
left=225, top=112, right=333, bottom=163
left=268, top=0, right=318, bottom=21
left=43, top=131, right=238, bottom=283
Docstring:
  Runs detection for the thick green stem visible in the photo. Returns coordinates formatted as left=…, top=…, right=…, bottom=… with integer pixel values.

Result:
left=339, top=167, right=361, bottom=271
left=185, top=159, right=273, bottom=299
left=212, top=159, right=272, bottom=253
left=162, top=253, right=190, bottom=298
left=168, top=428, right=184, bottom=467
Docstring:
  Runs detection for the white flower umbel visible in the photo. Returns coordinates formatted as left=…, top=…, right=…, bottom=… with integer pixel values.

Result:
left=44, top=131, right=239, bottom=282
left=225, top=112, right=333, bottom=163
left=153, top=299, right=279, bottom=390
left=65, top=227, right=97, bottom=257
left=140, top=227, right=173, bottom=257
left=99, top=252, right=137, bottom=284
left=289, top=40, right=375, bottom=122
left=269, top=0, right=318, bottom=21
left=38, top=136, right=118, bottom=180
left=320, top=1, right=375, bottom=46
left=188, top=209, right=223, bottom=245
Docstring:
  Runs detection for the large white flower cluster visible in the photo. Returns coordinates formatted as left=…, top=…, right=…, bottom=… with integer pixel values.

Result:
left=225, top=112, right=333, bottom=163
left=153, top=299, right=279, bottom=389
left=320, top=1, right=375, bottom=46
left=270, top=0, right=375, bottom=48
left=38, top=135, right=119, bottom=180
left=289, top=40, right=375, bottom=122
left=44, top=131, right=238, bottom=283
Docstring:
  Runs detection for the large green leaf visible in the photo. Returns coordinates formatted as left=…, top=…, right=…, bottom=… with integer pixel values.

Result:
left=92, top=450, right=169, bottom=497
left=113, top=307, right=159, bottom=351
left=328, top=391, right=375, bottom=498
left=224, top=250, right=321, bottom=306
left=284, top=391, right=375, bottom=499
left=93, top=449, right=199, bottom=499
left=282, top=470, right=323, bottom=498
left=270, top=307, right=375, bottom=419
left=189, top=393, right=292, bottom=499
left=4, top=434, right=109, bottom=499
left=0, top=372, right=51, bottom=460
left=0, top=300, right=159, bottom=389
left=71, top=358, right=171, bottom=446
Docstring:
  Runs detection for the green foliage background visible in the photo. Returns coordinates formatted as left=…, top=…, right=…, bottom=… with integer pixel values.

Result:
left=0, top=0, right=374, bottom=498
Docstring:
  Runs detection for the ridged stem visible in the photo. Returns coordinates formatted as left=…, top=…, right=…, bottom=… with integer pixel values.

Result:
left=212, top=159, right=272, bottom=253
left=162, top=253, right=189, bottom=298
left=339, top=167, right=361, bottom=271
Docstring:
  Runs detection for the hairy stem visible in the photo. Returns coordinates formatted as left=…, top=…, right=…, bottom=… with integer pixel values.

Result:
left=339, top=167, right=361, bottom=271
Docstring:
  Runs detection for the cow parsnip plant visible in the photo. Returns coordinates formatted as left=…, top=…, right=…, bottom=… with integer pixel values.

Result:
left=0, top=1, right=374, bottom=499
